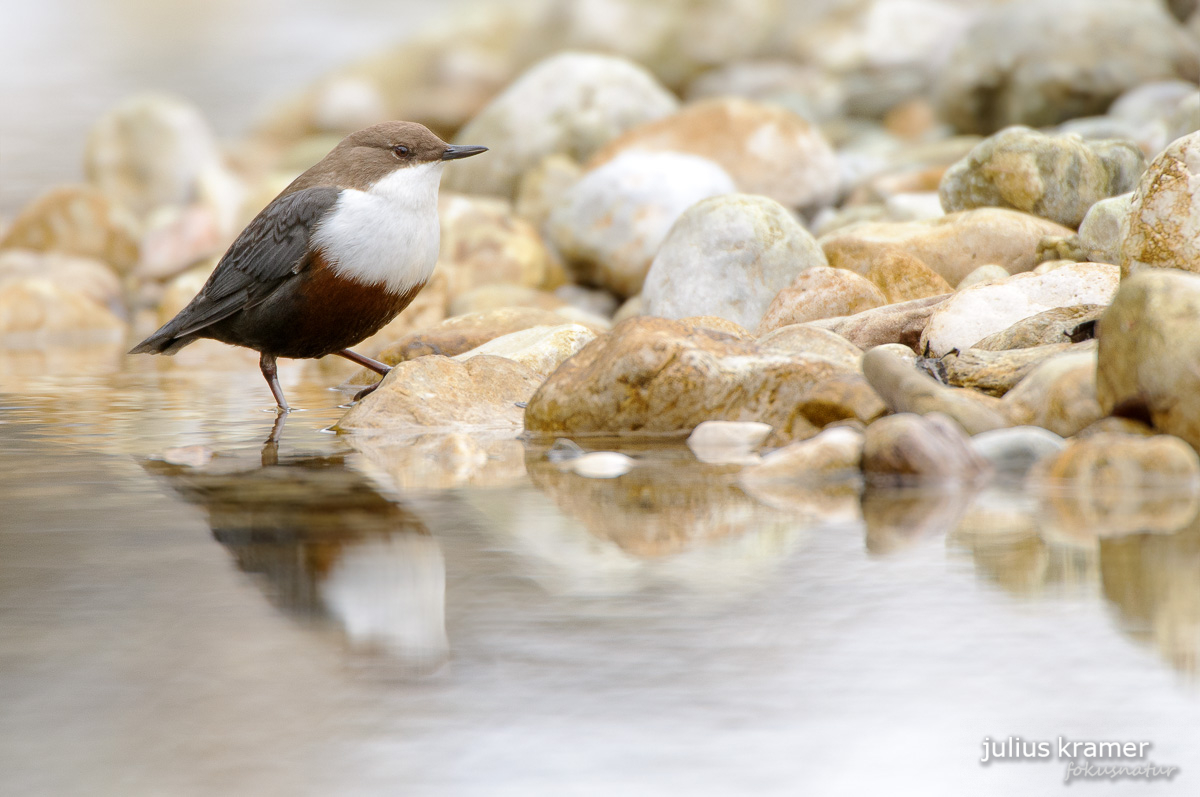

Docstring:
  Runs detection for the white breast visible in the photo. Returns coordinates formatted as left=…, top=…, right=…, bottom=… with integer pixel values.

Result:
left=311, top=161, right=444, bottom=294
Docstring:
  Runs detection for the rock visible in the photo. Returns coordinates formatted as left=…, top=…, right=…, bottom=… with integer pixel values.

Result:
left=438, top=194, right=558, bottom=296
left=447, top=285, right=566, bottom=318
left=554, top=284, right=619, bottom=319
left=642, top=194, right=827, bottom=330
left=524, top=317, right=885, bottom=444
left=0, top=186, right=139, bottom=274
left=0, top=277, right=126, bottom=343
left=809, top=294, right=950, bottom=352
left=940, top=342, right=1086, bottom=397
left=687, top=420, right=773, bottom=464
left=757, top=266, right=886, bottom=333
left=1120, top=131, right=1200, bottom=277
left=740, top=426, right=864, bottom=483
left=862, top=413, right=992, bottom=484
left=862, top=346, right=1009, bottom=435
left=863, top=487, right=974, bottom=554
left=1166, top=91, right=1199, bottom=145
left=1072, top=192, right=1132, bottom=265
left=971, top=305, right=1102, bottom=351
left=685, top=60, right=846, bottom=123
left=919, top=263, right=1119, bottom=357
left=612, top=294, right=644, bottom=324
left=970, top=426, right=1065, bottom=476
left=336, top=355, right=541, bottom=432
left=570, top=452, right=637, bottom=479
left=1003, top=348, right=1104, bottom=437
left=757, top=324, right=863, bottom=370
left=546, top=151, right=736, bottom=297
left=956, top=264, right=1011, bottom=289
left=1096, top=269, right=1200, bottom=449
left=935, top=0, right=1200, bottom=134
left=136, top=205, right=224, bottom=281
left=85, top=93, right=233, bottom=219
left=452, top=323, right=596, bottom=381
left=442, top=52, right=678, bottom=199
left=820, top=208, right=1074, bottom=287
left=156, top=263, right=213, bottom=325
left=679, top=316, right=752, bottom=339
left=514, top=154, right=583, bottom=231
left=864, top=250, right=953, bottom=303
left=1076, top=416, right=1156, bottom=438
left=938, top=126, right=1146, bottom=227
left=587, top=97, right=840, bottom=210
left=0, top=249, right=123, bottom=317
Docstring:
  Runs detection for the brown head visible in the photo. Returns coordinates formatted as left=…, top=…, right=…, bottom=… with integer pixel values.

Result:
left=283, top=121, right=487, bottom=194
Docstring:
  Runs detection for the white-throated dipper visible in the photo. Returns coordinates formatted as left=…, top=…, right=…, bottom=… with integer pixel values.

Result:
left=130, top=121, right=487, bottom=411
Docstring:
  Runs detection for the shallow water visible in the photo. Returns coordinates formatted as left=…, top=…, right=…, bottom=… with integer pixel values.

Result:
left=1, top=345, right=1198, bottom=795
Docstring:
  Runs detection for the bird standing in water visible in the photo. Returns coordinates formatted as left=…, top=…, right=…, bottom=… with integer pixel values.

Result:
left=130, top=121, right=486, bottom=411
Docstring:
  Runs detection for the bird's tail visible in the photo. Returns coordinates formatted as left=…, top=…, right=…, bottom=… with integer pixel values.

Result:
left=128, top=321, right=198, bottom=356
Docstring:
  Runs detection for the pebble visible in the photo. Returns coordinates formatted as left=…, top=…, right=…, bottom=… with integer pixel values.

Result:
left=452, top=323, right=597, bottom=381
left=686, top=420, right=773, bottom=465
left=756, top=266, right=886, bottom=334
left=1003, top=348, right=1104, bottom=437
left=0, top=186, right=139, bottom=275
left=972, top=305, right=1103, bottom=351
left=956, top=264, right=1010, bottom=290
left=808, top=294, right=949, bottom=352
left=862, top=346, right=1009, bottom=435
left=970, top=427, right=1065, bottom=477
left=447, top=285, right=567, bottom=318
left=940, top=342, right=1086, bottom=398
left=862, top=413, right=992, bottom=485
left=756, top=325, right=863, bottom=371
left=571, top=452, right=637, bottom=479
left=1120, top=131, right=1200, bottom=277
left=864, top=250, right=952, bottom=303
left=741, top=427, right=864, bottom=483
left=437, top=194, right=559, bottom=296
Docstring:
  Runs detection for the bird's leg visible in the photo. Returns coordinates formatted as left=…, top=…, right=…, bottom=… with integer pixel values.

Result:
left=333, top=348, right=392, bottom=375
left=259, top=352, right=291, bottom=412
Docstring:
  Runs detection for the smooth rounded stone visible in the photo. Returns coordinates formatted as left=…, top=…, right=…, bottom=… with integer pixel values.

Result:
left=554, top=284, right=619, bottom=319
left=0, top=186, right=139, bottom=274
left=570, top=452, right=636, bottom=479
left=514, top=154, right=583, bottom=231
left=437, top=194, right=557, bottom=296
left=756, top=267, right=886, bottom=334
left=1003, top=348, right=1104, bottom=437
left=136, top=205, right=224, bottom=281
left=1109, top=79, right=1200, bottom=126
left=757, top=324, right=863, bottom=370
left=1036, top=192, right=1133, bottom=266
left=970, top=426, right=1065, bottom=477
left=1076, top=416, right=1156, bottom=438
left=934, top=0, right=1200, bottom=134
left=587, top=97, right=840, bottom=211
left=336, top=355, right=542, bottom=432
left=156, top=263, right=213, bottom=326
left=442, top=53, right=678, bottom=199
left=1166, top=92, right=1200, bottom=144
left=740, top=426, right=864, bottom=483
left=919, top=263, right=1120, bottom=357
left=687, top=420, right=773, bottom=465
left=1121, top=131, right=1200, bottom=277
left=0, top=277, right=126, bottom=343
left=524, top=317, right=886, bottom=445
left=685, top=60, right=846, bottom=123
left=864, top=250, right=953, bottom=303
left=808, top=294, right=950, bottom=352
left=940, top=341, right=1085, bottom=398
left=0, top=249, right=123, bottom=318
left=972, top=305, right=1103, bottom=351
left=862, top=412, right=992, bottom=485
left=642, top=194, right=827, bottom=330
left=820, top=208, right=1074, bottom=287
left=451, top=323, right=596, bottom=381
left=612, top=294, right=643, bottom=324
left=1097, top=269, right=1200, bottom=449
left=546, top=151, right=736, bottom=298
left=862, top=346, right=1008, bottom=435
left=85, top=93, right=233, bottom=219
left=545, top=438, right=587, bottom=463
left=956, top=264, right=1011, bottom=290
left=938, top=126, right=1146, bottom=228
left=447, top=285, right=566, bottom=317
left=678, top=315, right=752, bottom=339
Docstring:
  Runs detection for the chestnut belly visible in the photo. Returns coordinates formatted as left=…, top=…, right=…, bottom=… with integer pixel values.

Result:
left=206, top=267, right=426, bottom=359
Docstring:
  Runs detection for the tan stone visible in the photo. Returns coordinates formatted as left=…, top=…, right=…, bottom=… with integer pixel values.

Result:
left=862, top=346, right=1008, bottom=434
left=452, top=323, right=597, bottom=381
left=862, top=413, right=992, bottom=484
left=0, top=186, right=139, bottom=274
left=514, top=154, right=583, bottom=231
left=741, top=427, right=864, bottom=483
left=941, top=342, right=1085, bottom=397
left=447, top=284, right=567, bottom=317
left=1003, top=348, right=1104, bottom=437
left=757, top=324, right=863, bottom=370
left=438, top=193, right=558, bottom=296
left=0, top=277, right=126, bottom=342
left=809, top=294, right=950, bottom=351
left=864, top=250, right=953, bottom=303
left=956, top=264, right=1011, bottom=289
left=757, top=266, right=886, bottom=334
left=973, top=305, right=1103, bottom=351
left=679, top=316, right=752, bottom=339
left=0, top=249, right=124, bottom=317
left=1121, top=131, right=1200, bottom=277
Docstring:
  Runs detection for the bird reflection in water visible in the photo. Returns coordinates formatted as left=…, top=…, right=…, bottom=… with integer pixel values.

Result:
left=141, top=430, right=448, bottom=672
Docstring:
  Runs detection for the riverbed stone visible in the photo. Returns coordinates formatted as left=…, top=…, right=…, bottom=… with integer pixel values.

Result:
left=587, top=97, right=840, bottom=210
left=685, top=60, right=846, bottom=123
left=972, top=305, right=1103, bottom=351
left=934, top=0, right=1200, bottom=134
left=864, top=250, right=953, bottom=303
left=1003, top=348, right=1104, bottom=437
left=442, top=52, right=678, bottom=199
left=938, top=126, right=1145, bottom=228
left=447, top=285, right=567, bottom=317
left=546, top=151, right=736, bottom=297
left=0, top=186, right=139, bottom=274
left=1120, top=131, right=1200, bottom=277
left=820, top=208, right=1074, bottom=287
left=862, top=412, right=991, bottom=485
left=524, top=317, right=885, bottom=444
left=970, top=426, right=1065, bottom=477
left=1031, top=432, right=1200, bottom=495
left=1097, top=269, right=1200, bottom=449
left=642, top=194, right=827, bottom=330
left=686, top=420, right=773, bottom=464
left=940, top=342, right=1085, bottom=398
left=757, top=267, right=886, bottom=334
left=862, top=346, right=1008, bottom=435
left=451, top=323, right=596, bottom=381
left=0, top=249, right=124, bottom=318
left=919, top=263, right=1120, bottom=357
left=757, top=324, right=863, bottom=370
left=741, top=426, right=865, bottom=483
left=513, top=154, right=583, bottom=232
left=956, top=264, right=1010, bottom=290
left=1037, top=192, right=1133, bottom=266
left=437, top=194, right=558, bottom=296
left=0, top=277, right=126, bottom=342
left=808, top=294, right=950, bottom=352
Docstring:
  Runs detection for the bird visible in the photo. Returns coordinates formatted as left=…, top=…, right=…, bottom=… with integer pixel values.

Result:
left=130, top=121, right=487, bottom=412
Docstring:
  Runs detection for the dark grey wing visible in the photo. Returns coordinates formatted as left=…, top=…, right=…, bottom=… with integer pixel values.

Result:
left=131, top=186, right=340, bottom=352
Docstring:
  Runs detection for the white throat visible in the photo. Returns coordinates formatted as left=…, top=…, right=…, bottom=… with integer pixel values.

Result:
left=312, top=161, right=444, bottom=294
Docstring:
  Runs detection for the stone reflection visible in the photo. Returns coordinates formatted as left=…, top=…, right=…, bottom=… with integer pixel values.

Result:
left=1100, top=522, right=1200, bottom=675
left=348, top=430, right=528, bottom=491
left=861, top=486, right=973, bottom=555
left=142, top=443, right=448, bottom=670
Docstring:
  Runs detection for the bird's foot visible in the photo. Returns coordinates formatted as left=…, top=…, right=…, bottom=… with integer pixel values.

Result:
left=353, top=380, right=384, bottom=402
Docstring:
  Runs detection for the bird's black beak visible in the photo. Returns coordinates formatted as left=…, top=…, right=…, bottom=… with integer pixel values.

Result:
left=442, top=145, right=488, bottom=161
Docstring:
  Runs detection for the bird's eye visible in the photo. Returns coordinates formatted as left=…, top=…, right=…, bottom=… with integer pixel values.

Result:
left=392, top=145, right=410, bottom=157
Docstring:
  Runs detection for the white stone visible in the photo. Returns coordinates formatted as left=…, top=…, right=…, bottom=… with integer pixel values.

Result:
left=970, top=426, right=1065, bottom=476
left=452, top=323, right=597, bottom=381
left=686, top=420, right=773, bottom=464
left=742, top=426, right=865, bottom=483
left=1121, top=131, right=1200, bottom=276
left=571, top=451, right=637, bottom=479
